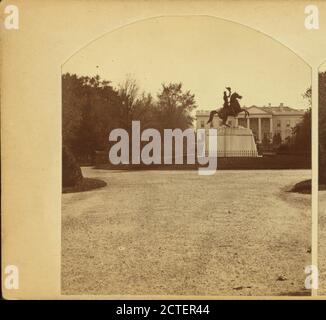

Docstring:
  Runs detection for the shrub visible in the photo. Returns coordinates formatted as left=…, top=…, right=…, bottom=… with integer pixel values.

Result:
left=62, top=145, right=83, bottom=188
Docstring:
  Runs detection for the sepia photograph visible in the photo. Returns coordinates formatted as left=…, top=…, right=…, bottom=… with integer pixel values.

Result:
left=61, top=16, right=312, bottom=296
left=5, top=0, right=326, bottom=307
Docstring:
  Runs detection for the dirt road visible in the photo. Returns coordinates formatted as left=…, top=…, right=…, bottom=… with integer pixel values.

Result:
left=62, top=168, right=311, bottom=296
left=319, top=191, right=326, bottom=296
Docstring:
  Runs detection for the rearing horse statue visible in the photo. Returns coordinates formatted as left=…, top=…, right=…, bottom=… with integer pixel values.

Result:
left=207, top=91, right=249, bottom=127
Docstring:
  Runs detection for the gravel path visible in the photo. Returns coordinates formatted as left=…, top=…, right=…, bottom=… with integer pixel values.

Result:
left=62, top=168, right=311, bottom=296
left=319, top=191, right=326, bottom=296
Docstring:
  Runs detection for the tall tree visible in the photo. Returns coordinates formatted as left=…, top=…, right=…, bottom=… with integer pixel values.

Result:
left=62, top=73, right=85, bottom=148
left=290, top=87, right=311, bottom=154
left=155, top=82, right=197, bottom=131
left=319, top=72, right=326, bottom=184
left=62, top=73, right=122, bottom=158
left=291, top=108, right=311, bottom=153
left=117, top=77, right=155, bottom=131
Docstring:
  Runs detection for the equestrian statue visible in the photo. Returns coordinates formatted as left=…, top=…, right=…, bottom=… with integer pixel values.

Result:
left=207, top=87, right=249, bottom=127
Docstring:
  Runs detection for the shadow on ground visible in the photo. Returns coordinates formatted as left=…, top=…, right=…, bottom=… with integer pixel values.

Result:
left=62, top=177, right=107, bottom=194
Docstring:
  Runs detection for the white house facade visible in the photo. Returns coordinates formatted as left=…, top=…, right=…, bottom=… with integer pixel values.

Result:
left=195, top=103, right=306, bottom=144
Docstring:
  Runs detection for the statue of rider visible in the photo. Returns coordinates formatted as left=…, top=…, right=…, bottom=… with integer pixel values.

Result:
left=223, top=87, right=231, bottom=109
left=222, top=86, right=232, bottom=117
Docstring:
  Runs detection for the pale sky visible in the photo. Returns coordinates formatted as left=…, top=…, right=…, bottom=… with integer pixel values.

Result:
left=63, top=16, right=311, bottom=109
left=320, top=62, right=326, bottom=72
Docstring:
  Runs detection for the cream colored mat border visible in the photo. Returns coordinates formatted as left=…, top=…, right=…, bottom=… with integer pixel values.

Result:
left=1, top=0, right=324, bottom=299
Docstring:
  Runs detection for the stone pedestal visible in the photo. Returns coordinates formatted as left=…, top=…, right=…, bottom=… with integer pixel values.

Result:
left=205, top=126, right=258, bottom=157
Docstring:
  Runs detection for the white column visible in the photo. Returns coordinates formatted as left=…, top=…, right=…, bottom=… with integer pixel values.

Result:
left=258, top=118, right=262, bottom=143
left=269, top=118, right=273, bottom=142
left=235, top=117, right=238, bottom=127
left=247, top=117, right=250, bottom=129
